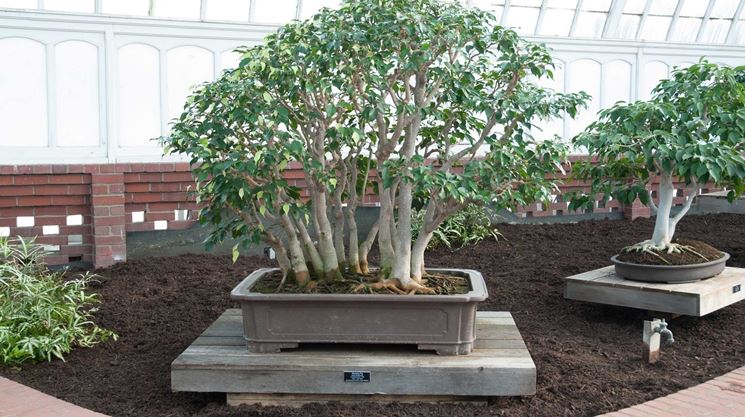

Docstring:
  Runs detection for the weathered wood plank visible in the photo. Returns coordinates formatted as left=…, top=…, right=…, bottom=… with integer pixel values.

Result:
left=171, top=310, right=536, bottom=398
left=227, top=393, right=488, bottom=407
left=564, top=266, right=745, bottom=317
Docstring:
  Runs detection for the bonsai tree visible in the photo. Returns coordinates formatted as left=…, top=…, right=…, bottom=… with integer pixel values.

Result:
left=164, top=0, right=587, bottom=292
left=570, top=61, right=745, bottom=260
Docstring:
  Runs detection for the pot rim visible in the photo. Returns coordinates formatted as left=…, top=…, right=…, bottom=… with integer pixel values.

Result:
left=610, top=251, right=730, bottom=270
left=230, top=267, right=488, bottom=303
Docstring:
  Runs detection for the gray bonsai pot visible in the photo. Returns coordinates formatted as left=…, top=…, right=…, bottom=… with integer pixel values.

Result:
left=230, top=268, right=488, bottom=355
left=611, top=252, right=730, bottom=283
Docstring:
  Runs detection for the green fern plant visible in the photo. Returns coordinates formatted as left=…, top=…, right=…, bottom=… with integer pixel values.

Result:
left=0, top=237, right=116, bottom=366
left=412, top=204, right=502, bottom=250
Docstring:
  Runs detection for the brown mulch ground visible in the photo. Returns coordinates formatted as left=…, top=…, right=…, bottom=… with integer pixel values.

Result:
left=2, top=213, right=745, bottom=417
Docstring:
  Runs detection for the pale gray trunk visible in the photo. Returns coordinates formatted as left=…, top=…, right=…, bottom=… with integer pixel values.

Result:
left=651, top=173, right=675, bottom=247
left=278, top=214, right=310, bottom=285
left=295, top=219, right=324, bottom=278
left=377, top=178, right=396, bottom=276
left=345, top=206, right=360, bottom=273
left=311, top=187, right=341, bottom=279
left=359, top=219, right=379, bottom=274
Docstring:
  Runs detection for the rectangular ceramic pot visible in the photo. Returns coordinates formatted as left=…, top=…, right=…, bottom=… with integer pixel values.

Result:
left=230, top=268, right=488, bottom=355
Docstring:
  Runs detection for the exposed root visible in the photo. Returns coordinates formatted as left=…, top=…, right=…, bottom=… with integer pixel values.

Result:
left=351, top=279, right=435, bottom=295
left=622, top=240, right=711, bottom=264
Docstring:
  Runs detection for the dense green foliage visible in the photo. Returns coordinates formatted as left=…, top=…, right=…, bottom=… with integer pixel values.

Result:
left=569, top=60, right=745, bottom=250
left=570, top=61, right=745, bottom=210
left=0, top=238, right=115, bottom=365
left=164, top=0, right=588, bottom=290
left=412, top=204, right=500, bottom=249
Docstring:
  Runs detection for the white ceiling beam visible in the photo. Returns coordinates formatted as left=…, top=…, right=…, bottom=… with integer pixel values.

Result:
left=696, top=0, right=717, bottom=42
left=602, top=0, right=626, bottom=38
left=568, top=0, right=584, bottom=37
left=295, top=0, right=303, bottom=20
left=500, top=0, right=512, bottom=26
left=634, top=0, right=653, bottom=40
left=534, top=0, right=551, bottom=36
left=665, top=0, right=684, bottom=41
left=200, top=0, right=207, bottom=21
left=726, top=0, right=745, bottom=43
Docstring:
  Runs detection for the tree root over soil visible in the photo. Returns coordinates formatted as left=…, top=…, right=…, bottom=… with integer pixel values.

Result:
left=618, top=238, right=724, bottom=265
left=252, top=270, right=469, bottom=295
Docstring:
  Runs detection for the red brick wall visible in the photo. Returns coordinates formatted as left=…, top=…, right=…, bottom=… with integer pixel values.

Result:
left=0, top=162, right=718, bottom=268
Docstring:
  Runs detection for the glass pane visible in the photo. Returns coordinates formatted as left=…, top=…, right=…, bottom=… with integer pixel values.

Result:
left=504, top=6, right=539, bottom=33
left=300, top=0, right=341, bottom=19
left=0, top=38, right=47, bottom=147
left=152, top=0, right=201, bottom=19
left=471, top=0, right=504, bottom=20
left=639, top=15, right=671, bottom=40
left=56, top=41, right=99, bottom=147
left=0, top=0, right=36, bottom=9
left=679, top=0, right=710, bottom=16
left=733, top=20, right=745, bottom=43
left=538, top=8, right=574, bottom=35
left=669, top=17, right=702, bottom=41
left=205, top=0, right=250, bottom=21
left=602, top=60, right=631, bottom=107
left=254, top=0, right=297, bottom=23
left=574, top=11, right=606, bottom=37
left=567, top=59, right=600, bottom=137
left=45, top=0, right=94, bottom=12
left=583, top=0, right=611, bottom=12
left=624, top=0, right=648, bottom=14
left=641, top=61, right=668, bottom=100
left=511, top=0, right=541, bottom=6
left=167, top=46, right=214, bottom=121
left=711, top=0, right=739, bottom=18
left=101, top=0, right=149, bottom=16
left=617, top=14, right=641, bottom=38
left=648, top=0, right=679, bottom=15
left=700, top=18, right=732, bottom=42
left=117, top=44, right=160, bottom=147
left=545, top=0, right=577, bottom=8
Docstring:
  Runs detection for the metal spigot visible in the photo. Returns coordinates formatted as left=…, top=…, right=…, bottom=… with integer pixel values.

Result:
left=655, top=319, right=674, bottom=345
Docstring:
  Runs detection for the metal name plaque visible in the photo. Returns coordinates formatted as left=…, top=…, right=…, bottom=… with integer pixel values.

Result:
left=343, top=371, right=371, bottom=382
left=734, top=284, right=741, bottom=294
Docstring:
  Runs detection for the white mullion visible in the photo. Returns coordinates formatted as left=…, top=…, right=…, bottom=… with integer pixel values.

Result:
left=94, top=0, right=102, bottom=14
left=602, top=0, right=626, bottom=38
left=248, top=0, right=256, bottom=22
left=568, top=0, right=583, bottom=37
left=534, top=0, right=550, bottom=35
left=635, top=0, right=653, bottom=40
left=696, top=0, right=716, bottom=42
left=148, top=0, right=155, bottom=17
left=104, top=29, right=116, bottom=161
left=726, top=0, right=745, bottom=43
left=45, top=42, right=57, bottom=149
left=295, top=0, right=303, bottom=20
left=37, top=0, right=43, bottom=9
left=212, top=50, right=220, bottom=79
left=562, top=60, right=570, bottom=142
left=500, top=0, right=511, bottom=26
left=159, top=48, right=169, bottom=139
left=665, top=0, right=684, bottom=42
left=633, top=48, right=642, bottom=101
left=200, top=0, right=208, bottom=21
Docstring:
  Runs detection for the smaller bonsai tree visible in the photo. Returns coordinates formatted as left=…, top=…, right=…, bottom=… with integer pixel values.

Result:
left=570, top=60, right=745, bottom=260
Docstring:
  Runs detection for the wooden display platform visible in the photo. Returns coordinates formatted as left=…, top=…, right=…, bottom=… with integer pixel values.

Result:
left=171, top=309, right=536, bottom=405
left=565, top=266, right=745, bottom=316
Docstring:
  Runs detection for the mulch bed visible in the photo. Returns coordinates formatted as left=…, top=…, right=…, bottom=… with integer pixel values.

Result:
left=3, top=213, right=745, bottom=417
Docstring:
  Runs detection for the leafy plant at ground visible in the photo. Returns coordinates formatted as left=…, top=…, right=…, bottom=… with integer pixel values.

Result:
left=412, top=204, right=501, bottom=249
left=570, top=60, right=745, bottom=260
left=165, top=0, right=588, bottom=293
left=0, top=237, right=116, bottom=365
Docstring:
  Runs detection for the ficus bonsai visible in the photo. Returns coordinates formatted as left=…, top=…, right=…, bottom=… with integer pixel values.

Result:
left=164, top=0, right=588, bottom=292
left=570, top=60, right=745, bottom=261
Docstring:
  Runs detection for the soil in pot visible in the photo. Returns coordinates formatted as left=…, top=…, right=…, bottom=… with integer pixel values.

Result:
left=252, top=270, right=470, bottom=295
left=616, top=239, right=725, bottom=265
